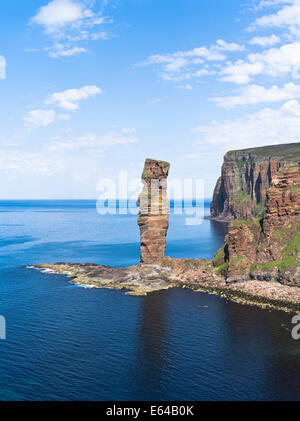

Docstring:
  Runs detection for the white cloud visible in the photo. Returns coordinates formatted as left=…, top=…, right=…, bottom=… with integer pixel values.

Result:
left=147, top=98, right=162, bottom=105
left=46, top=44, right=87, bottom=57
left=178, top=84, right=193, bottom=90
left=121, top=128, right=136, bottom=134
left=31, top=0, right=84, bottom=29
left=91, top=31, right=110, bottom=41
left=220, top=42, right=300, bottom=84
left=58, top=113, right=72, bottom=120
left=214, top=39, right=245, bottom=52
left=192, top=100, right=300, bottom=149
left=248, top=34, right=281, bottom=46
left=143, top=2, right=300, bottom=90
left=219, top=60, right=263, bottom=84
left=24, top=48, right=40, bottom=53
left=24, top=109, right=56, bottom=128
left=194, top=69, right=216, bottom=77
left=0, top=56, right=6, bottom=79
left=0, top=129, right=140, bottom=177
left=183, top=152, right=207, bottom=159
left=77, top=131, right=140, bottom=147
left=253, top=0, right=293, bottom=11
left=250, top=1, right=300, bottom=33
left=23, top=85, right=101, bottom=129
left=48, top=130, right=140, bottom=152
left=142, top=39, right=244, bottom=82
left=0, top=147, right=100, bottom=176
left=213, top=82, right=300, bottom=107
left=31, top=0, right=111, bottom=57
left=45, top=85, right=102, bottom=110
left=24, top=109, right=72, bottom=128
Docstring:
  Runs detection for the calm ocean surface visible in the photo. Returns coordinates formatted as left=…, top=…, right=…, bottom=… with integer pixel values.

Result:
left=0, top=200, right=299, bottom=401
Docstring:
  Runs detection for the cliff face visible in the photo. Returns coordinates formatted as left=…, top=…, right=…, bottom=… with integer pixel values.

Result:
left=213, top=163, right=300, bottom=286
left=138, top=159, right=170, bottom=265
left=211, top=143, right=300, bottom=220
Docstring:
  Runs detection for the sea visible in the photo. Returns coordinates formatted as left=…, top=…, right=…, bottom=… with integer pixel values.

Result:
left=0, top=200, right=299, bottom=401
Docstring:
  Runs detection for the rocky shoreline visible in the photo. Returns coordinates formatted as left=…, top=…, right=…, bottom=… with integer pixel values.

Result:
left=33, top=259, right=300, bottom=313
left=34, top=262, right=176, bottom=296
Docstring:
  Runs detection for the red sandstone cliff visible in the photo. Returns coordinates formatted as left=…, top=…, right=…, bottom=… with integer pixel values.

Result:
left=211, top=143, right=300, bottom=220
left=213, top=162, right=300, bottom=286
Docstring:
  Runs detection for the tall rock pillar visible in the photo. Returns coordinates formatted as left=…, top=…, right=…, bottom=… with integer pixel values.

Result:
left=138, top=159, right=170, bottom=265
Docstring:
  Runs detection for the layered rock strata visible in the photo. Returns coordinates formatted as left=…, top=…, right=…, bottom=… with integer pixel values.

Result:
left=213, top=163, right=300, bottom=286
left=211, top=143, right=300, bottom=221
left=138, top=159, right=170, bottom=264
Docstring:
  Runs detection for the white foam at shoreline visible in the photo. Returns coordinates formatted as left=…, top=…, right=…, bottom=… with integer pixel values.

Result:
left=26, top=266, right=60, bottom=275
left=75, top=283, right=95, bottom=289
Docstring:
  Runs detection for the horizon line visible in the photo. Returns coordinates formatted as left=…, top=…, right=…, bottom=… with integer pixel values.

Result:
left=0, top=197, right=213, bottom=201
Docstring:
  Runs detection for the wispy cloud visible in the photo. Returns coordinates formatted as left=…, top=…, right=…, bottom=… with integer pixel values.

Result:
left=213, top=82, right=300, bottom=107
left=48, top=130, right=140, bottom=152
left=192, top=100, right=300, bottom=149
left=248, top=34, right=281, bottom=46
left=24, top=85, right=102, bottom=129
left=178, top=84, right=193, bottom=90
left=31, top=0, right=84, bottom=29
left=141, top=39, right=244, bottom=82
left=24, top=109, right=72, bottom=128
left=220, top=42, right=300, bottom=84
left=30, top=0, right=112, bottom=58
left=121, top=128, right=136, bottom=134
left=141, top=0, right=300, bottom=93
left=0, top=129, right=140, bottom=177
left=45, top=85, right=103, bottom=110
left=24, top=109, right=56, bottom=128
left=177, top=1, right=300, bottom=160
left=0, top=56, right=6, bottom=79
left=249, top=0, right=300, bottom=34
left=252, top=0, right=293, bottom=12
left=45, top=44, right=87, bottom=58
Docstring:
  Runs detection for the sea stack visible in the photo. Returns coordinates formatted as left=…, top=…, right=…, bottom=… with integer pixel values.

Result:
left=138, top=159, right=170, bottom=265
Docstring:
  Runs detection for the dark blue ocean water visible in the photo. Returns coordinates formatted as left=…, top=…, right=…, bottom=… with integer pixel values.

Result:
left=0, top=200, right=299, bottom=401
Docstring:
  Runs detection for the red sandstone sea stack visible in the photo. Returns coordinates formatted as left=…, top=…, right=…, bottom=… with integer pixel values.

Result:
left=138, top=159, right=170, bottom=265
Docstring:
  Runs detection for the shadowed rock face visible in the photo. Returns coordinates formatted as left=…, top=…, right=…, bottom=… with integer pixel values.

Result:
left=138, top=159, right=170, bottom=264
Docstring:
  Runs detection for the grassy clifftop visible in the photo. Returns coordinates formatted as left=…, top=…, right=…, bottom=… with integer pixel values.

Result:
left=226, top=142, right=300, bottom=161
left=213, top=162, right=300, bottom=287
left=211, top=142, right=300, bottom=221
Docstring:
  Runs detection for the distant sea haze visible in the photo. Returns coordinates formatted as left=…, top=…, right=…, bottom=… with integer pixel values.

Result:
left=0, top=200, right=299, bottom=400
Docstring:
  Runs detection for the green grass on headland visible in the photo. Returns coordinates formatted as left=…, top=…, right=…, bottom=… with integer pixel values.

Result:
left=226, top=142, right=300, bottom=161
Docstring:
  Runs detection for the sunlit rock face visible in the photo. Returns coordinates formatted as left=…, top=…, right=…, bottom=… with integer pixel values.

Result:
left=210, top=143, right=300, bottom=221
left=138, top=159, right=170, bottom=265
left=221, top=163, right=300, bottom=286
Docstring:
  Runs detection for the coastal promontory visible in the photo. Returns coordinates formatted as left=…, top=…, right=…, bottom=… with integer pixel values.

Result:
left=34, top=147, right=300, bottom=312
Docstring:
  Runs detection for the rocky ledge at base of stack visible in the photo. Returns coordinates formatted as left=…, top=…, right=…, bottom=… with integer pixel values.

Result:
left=34, top=262, right=178, bottom=296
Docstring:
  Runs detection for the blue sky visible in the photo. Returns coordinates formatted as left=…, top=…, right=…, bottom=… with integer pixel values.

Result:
left=1, top=0, right=300, bottom=198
